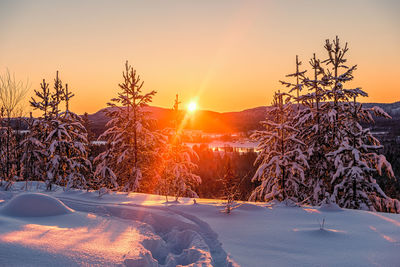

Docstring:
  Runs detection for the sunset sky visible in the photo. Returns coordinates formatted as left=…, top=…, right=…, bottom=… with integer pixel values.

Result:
left=1, top=0, right=399, bottom=115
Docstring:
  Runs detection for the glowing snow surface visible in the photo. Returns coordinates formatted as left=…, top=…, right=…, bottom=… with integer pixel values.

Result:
left=0, top=182, right=399, bottom=266
left=0, top=183, right=226, bottom=266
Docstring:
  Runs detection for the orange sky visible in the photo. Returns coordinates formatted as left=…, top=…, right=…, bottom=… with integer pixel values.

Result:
left=0, top=0, right=399, bottom=115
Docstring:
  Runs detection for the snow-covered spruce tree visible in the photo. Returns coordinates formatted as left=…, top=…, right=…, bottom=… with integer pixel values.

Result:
left=158, top=94, right=201, bottom=201
left=281, top=38, right=369, bottom=206
left=25, top=79, right=54, bottom=184
left=319, top=36, right=366, bottom=153
left=94, top=61, right=162, bottom=192
left=295, top=36, right=398, bottom=212
left=250, top=91, right=308, bottom=202
left=293, top=53, right=334, bottom=205
left=317, top=37, right=377, bottom=208
left=29, top=73, right=64, bottom=190
left=93, top=143, right=119, bottom=195
left=20, top=112, right=45, bottom=184
left=280, top=55, right=323, bottom=203
left=46, top=84, right=92, bottom=190
left=327, top=95, right=399, bottom=212
left=219, top=159, right=240, bottom=213
left=280, top=55, right=307, bottom=111
left=28, top=72, right=91, bottom=190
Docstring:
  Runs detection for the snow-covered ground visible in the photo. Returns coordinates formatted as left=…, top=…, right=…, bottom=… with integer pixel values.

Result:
left=0, top=182, right=399, bottom=266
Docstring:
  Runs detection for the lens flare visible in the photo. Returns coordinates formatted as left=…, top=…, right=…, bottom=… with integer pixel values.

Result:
left=188, top=101, right=197, bottom=112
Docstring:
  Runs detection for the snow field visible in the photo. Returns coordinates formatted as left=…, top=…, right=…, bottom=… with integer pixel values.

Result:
left=0, top=185, right=234, bottom=266
left=0, top=182, right=399, bottom=266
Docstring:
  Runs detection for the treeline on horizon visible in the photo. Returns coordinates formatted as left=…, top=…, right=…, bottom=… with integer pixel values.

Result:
left=0, top=36, right=399, bottom=213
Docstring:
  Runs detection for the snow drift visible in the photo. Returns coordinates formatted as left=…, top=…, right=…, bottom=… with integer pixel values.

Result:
left=1, top=193, right=74, bottom=217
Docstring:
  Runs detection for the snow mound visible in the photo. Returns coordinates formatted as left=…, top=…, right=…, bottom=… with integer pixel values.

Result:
left=1, top=193, right=74, bottom=217
left=319, top=202, right=343, bottom=212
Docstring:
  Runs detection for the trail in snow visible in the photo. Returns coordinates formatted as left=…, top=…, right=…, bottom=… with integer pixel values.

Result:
left=0, top=189, right=236, bottom=266
left=57, top=195, right=235, bottom=266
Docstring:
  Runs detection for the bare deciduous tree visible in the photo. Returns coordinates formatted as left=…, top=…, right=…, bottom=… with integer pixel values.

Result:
left=0, top=69, right=29, bottom=119
left=0, top=69, right=30, bottom=189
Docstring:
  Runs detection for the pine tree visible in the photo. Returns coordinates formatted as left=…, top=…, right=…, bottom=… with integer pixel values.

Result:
left=327, top=95, right=399, bottom=212
left=28, top=72, right=91, bottom=190
left=280, top=55, right=323, bottom=203
left=32, top=73, right=64, bottom=190
left=159, top=94, right=201, bottom=201
left=323, top=36, right=391, bottom=210
left=25, top=79, right=54, bottom=184
left=93, top=143, right=119, bottom=194
left=250, top=92, right=308, bottom=202
left=219, top=159, right=240, bottom=214
left=297, top=53, right=332, bottom=205
left=20, top=112, right=46, bottom=183
left=49, top=84, right=91, bottom=189
left=287, top=36, right=399, bottom=212
left=94, top=61, right=161, bottom=192
left=280, top=55, right=307, bottom=111
left=30, top=79, right=53, bottom=121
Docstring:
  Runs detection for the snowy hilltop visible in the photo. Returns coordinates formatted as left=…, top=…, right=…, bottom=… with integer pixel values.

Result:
left=0, top=182, right=399, bottom=266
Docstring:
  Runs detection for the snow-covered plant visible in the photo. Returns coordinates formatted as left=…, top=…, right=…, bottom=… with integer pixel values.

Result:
left=30, top=78, right=54, bottom=121
left=280, top=55, right=327, bottom=204
left=24, top=79, right=53, bottom=185
left=45, top=84, right=91, bottom=190
left=26, top=78, right=57, bottom=187
left=295, top=53, right=332, bottom=205
left=94, top=61, right=162, bottom=192
left=250, top=92, right=309, bottom=202
left=277, top=36, right=400, bottom=212
left=20, top=113, right=46, bottom=183
left=159, top=94, right=201, bottom=201
left=93, top=145, right=119, bottom=193
left=51, top=71, right=65, bottom=117
left=160, top=143, right=200, bottom=201
left=310, top=37, right=399, bottom=212
left=219, top=160, right=240, bottom=214
left=319, top=36, right=366, bottom=148
left=28, top=73, right=91, bottom=191
left=280, top=55, right=307, bottom=111
left=327, top=96, right=399, bottom=212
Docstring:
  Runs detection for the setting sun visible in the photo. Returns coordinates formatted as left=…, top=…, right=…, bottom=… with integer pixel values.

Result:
left=0, top=1, right=399, bottom=266
left=187, top=101, right=197, bottom=112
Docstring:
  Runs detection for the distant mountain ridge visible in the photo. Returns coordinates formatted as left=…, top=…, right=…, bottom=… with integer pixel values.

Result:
left=86, top=101, right=400, bottom=136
